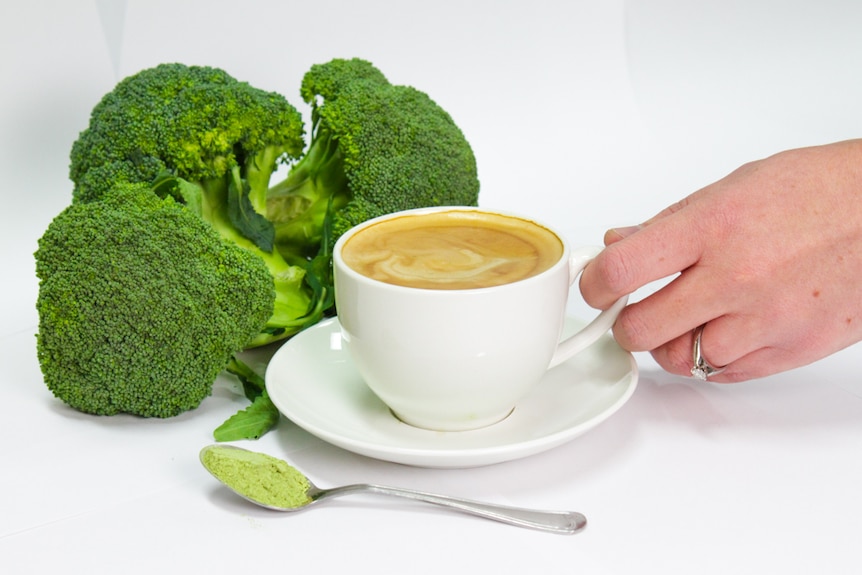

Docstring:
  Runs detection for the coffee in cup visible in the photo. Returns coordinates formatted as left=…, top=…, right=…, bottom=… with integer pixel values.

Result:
left=333, top=206, right=627, bottom=432
left=339, top=210, right=563, bottom=290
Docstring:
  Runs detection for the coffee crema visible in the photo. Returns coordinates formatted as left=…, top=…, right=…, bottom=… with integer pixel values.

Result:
left=340, top=210, right=564, bottom=290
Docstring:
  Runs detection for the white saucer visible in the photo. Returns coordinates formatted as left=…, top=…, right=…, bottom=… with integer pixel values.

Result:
left=266, top=316, right=638, bottom=468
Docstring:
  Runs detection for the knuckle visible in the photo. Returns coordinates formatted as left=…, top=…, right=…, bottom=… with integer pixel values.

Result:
left=663, top=343, right=694, bottom=376
left=589, top=245, right=638, bottom=303
left=612, top=306, right=652, bottom=351
left=649, top=340, right=693, bottom=377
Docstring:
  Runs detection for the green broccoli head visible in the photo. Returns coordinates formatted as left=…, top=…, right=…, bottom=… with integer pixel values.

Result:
left=67, top=63, right=323, bottom=348
left=70, top=63, right=305, bottom=208
left=266, top=57, right=480, bottom=258
left=72, top=155, right=168, bottom=204
left=35, top=184, right=275, bottom=418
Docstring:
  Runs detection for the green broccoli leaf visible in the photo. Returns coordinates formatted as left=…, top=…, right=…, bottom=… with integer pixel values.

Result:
left=151, top=171, right=205, bottom=215
left=213, top=391, right=280, bottom=441
left=225, top=356, right=266, bottom=401
left=300, top=195, right=336, bottom=324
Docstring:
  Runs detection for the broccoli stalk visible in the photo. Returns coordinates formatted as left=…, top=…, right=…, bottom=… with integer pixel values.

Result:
left=265, top=124, right=350, bottom=258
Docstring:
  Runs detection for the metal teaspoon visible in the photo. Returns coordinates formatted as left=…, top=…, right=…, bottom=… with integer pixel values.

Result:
left=199, top=445, right=586, bottom=535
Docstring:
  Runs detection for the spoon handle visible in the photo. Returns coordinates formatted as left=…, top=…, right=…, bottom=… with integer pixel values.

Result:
left=313, top=483, right=587, bottom=534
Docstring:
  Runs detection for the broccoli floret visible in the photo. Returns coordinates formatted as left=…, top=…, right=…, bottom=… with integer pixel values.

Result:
left=69, top=63, right=321, bottom=346
left=35, top=184, right=275, bottom=418
left=266, top=57, right=480, bottom=259
left=71, top=63, right=304, bottom=215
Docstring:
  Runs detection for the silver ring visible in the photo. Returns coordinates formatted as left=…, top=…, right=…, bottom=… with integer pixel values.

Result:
left=691, top=324, right=726, bottom=380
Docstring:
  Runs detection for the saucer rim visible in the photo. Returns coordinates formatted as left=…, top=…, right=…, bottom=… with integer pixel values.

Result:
left=265, top=316, right=638, bottom=468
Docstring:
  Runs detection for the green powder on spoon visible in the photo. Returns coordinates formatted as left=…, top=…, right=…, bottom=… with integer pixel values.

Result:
left=201, top=445, right=312, bottom=508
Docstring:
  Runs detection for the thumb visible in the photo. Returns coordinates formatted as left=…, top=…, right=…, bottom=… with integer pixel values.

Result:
left=604, top=195, right=696, bottom=246
left=604, top=225, right=642, bottom=246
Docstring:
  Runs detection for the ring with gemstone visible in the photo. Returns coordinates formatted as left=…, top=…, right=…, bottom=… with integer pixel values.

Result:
left=690, top=324, right=727, bottom=381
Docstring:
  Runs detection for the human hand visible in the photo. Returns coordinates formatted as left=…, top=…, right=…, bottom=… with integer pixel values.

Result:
left=580, top=139, right=862, bottom=382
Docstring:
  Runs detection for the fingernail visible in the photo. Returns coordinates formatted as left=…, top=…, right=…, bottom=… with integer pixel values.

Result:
left=607, top=225, right=642, bottom=240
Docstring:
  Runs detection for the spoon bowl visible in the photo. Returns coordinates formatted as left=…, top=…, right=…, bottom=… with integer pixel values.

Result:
left=200, top=444, right=586, bottom=535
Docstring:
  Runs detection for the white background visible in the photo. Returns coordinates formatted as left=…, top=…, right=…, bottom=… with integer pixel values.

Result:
left=3, top=1, right=862, bottom=573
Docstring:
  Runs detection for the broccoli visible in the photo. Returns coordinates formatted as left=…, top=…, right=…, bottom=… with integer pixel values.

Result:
left=50, top=59, right=481, bottom=437
left=35, top=184, right=275, bottom=418
left=266, top=57, right=480, bottom=261
left=69, top=63, right=319, bottom=347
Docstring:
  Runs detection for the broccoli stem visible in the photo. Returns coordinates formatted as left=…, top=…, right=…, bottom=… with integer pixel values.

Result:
left=245, top=146, right=284, bottom=215
left=266, top=128, right=351, bottom=258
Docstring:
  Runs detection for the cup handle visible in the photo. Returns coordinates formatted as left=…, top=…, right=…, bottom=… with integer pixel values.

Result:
left=547, top=246, right=628, bottom=369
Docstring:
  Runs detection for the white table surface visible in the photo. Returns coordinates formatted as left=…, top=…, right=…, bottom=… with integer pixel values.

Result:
left=4, top=2, right=862, bottom=573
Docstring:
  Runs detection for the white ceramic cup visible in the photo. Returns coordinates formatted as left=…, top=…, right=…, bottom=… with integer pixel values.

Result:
left=333, top=206, right=628, bottom=431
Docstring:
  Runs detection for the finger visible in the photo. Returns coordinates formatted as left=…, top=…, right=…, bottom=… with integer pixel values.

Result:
left=646, top=316, right=752, bottom=376
left=690, top=314, right=770, bottom=368
left=603, top=195, right=698, bottom=248
left=603, top=225, right=641, bottom=246
left=642, top=195, right=696, bottom=225
left=609, top=262, right=733, bottom=351
left=661, top=345, right=797, bottom=383
left=645, top=329, right=702, bottom=378
left=710, top=346, right=802, bottom=382
left=582, top=215, right=705, bottom=310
